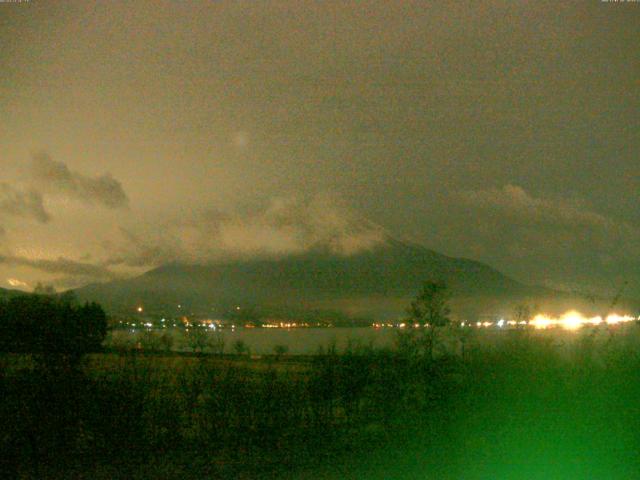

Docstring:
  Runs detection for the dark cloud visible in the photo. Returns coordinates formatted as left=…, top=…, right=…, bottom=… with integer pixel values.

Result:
left=30, top=152, right=128, bottom=209
left=0, top=183, right=50, bottom=223
left=454, top=185, right=622, bottom=233
left=436, top=185, right=640, bottom=293
left=0, top=254, right=118, bottom=280
left=46, top=276, right=98, bottom=290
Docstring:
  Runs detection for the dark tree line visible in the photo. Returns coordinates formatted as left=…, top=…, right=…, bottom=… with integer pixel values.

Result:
left=0, top=293, right=107, bottom=361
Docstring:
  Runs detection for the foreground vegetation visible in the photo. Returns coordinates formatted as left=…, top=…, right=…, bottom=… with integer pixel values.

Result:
left=2, top=323, right=640, bottom=479
left=2, top=286, right=639, bottom=478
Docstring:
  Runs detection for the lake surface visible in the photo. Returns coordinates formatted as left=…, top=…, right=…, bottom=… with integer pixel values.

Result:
left=110, top=327, right=400, bottom=355
left=107, top=324, right=636, bottom=355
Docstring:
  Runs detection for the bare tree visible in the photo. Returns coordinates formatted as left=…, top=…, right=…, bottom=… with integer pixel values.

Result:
left=513, top=304, right=532, bottom=327
left=406, top=280, right=451, bottom=360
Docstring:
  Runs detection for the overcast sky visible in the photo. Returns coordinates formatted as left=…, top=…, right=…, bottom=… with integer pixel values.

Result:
left=0, top=1, right=638, bottom=297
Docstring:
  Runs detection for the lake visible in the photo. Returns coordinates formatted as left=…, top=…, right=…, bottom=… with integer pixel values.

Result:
left=110, top=327, right=401, bottom=355
left=106, top=324, right=638, bottom=356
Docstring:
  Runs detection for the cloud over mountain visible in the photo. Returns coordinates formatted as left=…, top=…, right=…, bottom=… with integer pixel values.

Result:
left=106, top=194, right=388, bottom=268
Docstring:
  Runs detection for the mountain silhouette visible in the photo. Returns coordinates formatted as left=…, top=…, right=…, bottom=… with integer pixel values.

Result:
left=74, top=238, right=564, bottom=320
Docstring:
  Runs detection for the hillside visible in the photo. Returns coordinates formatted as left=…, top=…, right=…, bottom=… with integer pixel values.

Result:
left=75, top=239, right=573, bottom=320
left=0, top=287, right=26, bottom=300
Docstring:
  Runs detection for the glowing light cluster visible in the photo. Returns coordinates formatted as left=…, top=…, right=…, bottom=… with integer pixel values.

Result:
left=529, top=311, right=637, bottom=330
left=371, top=311, right=638, bottom=331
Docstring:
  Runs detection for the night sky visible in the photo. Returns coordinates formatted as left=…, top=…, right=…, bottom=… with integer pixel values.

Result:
left=1, top=1, right=638, bottom=297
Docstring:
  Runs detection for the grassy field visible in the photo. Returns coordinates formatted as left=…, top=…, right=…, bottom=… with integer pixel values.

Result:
left=1, top=324, right=640, bottom=479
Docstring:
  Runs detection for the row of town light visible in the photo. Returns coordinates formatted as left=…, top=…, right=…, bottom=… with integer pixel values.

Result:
left=373, top=311, right=638, bottom=331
